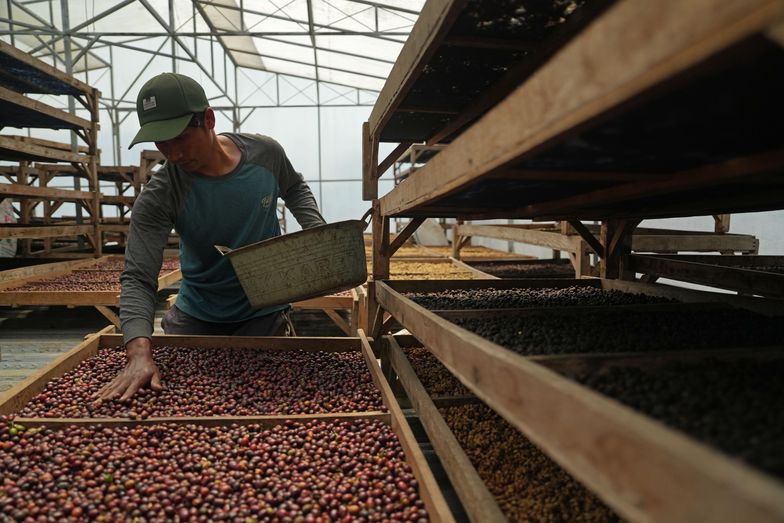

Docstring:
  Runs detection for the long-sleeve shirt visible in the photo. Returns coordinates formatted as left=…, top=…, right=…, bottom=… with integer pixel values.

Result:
left=120, top=133, right=325, bottom=344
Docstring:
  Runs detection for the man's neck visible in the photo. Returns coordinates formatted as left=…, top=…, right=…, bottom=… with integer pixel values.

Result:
left=198, top=133, right=241, bottom=177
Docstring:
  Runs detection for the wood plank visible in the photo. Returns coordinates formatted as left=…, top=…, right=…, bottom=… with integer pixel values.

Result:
left=448, top=257, right=498, bottom=279
left=358, top=330, right=455, bottom=523
left=0, top=258, right=96, bottom=284
left=292, top=294, right=354, bottom=310
left=0, top=291, right=120, bottom=306
left=456, top=223, right=584, bottom=252
left=98, top=334, right=363, bottom=352
left=157, top=268, right=182, bottom=290
left=0, top=84, right=93, bottom=129
left=0, top=224, right=93, bottom=239
left=0, top=182, right=96, bottom=200
left=379, top=0, right=784, bottom=217
left=375, top=281, right=784, bottom=522
left=0, top=326, right=113, bottom=415
left=0, top=135, right=88, bottom=163
left=324, top=309, right=352, bottom=336
left=386, top=336, right=507, bottom=522
left=94, top=305, right=120, bottom=328
left=627, top=254, right=784, bottom=298
left=641, top=254, right=784, bottom=268
left=16, top=412, right=391, bottom=429
left=632, top=233, right=759, bottom=253
left=0, top=40, right=96, bottom=94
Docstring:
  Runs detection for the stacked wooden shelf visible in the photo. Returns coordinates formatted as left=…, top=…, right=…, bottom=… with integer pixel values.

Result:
left=0, top=330, right=454, bottom=522
left=451, top=221, right=761, bottom=279
left=361, top=0, right=784, bottom=521
left=0, top=255, right=181, bottom=327
left=0, top=41, right=102, bottom=258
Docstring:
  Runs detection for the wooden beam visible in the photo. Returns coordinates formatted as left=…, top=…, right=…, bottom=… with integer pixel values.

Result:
left=389, top=217, right=425, bottom=256
left=567, top=220, right=604, bottom=257
left=0, top=224, right=93, bottom=239
left=375, top=281, right=784, bottom=522
left=0, top=135, right=89, bottom=163
left=362, top=121, right=379, bottom=200
left=379, top=0, right=784, bottom=217
left=455, top=223, right=584, bottom=253
left=627, top=254, right=784, bottom=298
left=358, top=331, right=455, bottom=523
left=0, top=183, right=96, bottom=200
left=324, top=309, right=352, bottom=336
left=0, top=84, right=93, bottom=129
left=386, top=336, right=507, bottom=522
left=94, top=305, right=121, bottom=328
left=0, top=40, right=96, bottom=94
left=17, top=412, right=390, bottom=429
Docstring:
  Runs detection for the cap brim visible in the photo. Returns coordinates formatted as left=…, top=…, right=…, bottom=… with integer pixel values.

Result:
left=128, top=113, right=193, bottom=149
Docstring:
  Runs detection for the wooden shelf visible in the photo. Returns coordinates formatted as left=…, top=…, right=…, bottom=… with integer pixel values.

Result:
left=0, top=41, right=102, bottom=257
left=0, top=256, right=182, bottom=326
left=371, top=0, right=784, bottom=220
left=363, top=0, right=614, bottom=198
left=375, top=278, right=784, bottom=522
left=0, top=331, right=455, bottom=523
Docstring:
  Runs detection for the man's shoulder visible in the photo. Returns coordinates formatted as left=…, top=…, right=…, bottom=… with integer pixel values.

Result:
left=228, top=133, right=285, bottom=155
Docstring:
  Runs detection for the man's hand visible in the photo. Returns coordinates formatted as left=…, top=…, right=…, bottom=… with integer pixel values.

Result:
left=96, top=337, right=163, bottom=401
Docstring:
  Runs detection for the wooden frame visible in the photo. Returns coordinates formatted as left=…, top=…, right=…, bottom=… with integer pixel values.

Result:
left=0, top=256, right=182, bottom=327
left=376, top=0, right=784, bottom=220
left=1, top=41, right=102, bottom=257
left=0, top=330, right=455, bottom=522
left=384, top=335, right=506, bottom=522
left=627, top=254, right=784, bottom=298
left=375, top=278, right=784, bottom=522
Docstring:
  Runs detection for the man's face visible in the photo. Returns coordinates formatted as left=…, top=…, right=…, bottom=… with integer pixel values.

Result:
left=154, top=114, right=209, bottom=170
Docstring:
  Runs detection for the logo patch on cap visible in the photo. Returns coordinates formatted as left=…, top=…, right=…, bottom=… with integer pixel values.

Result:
left=142, top=96, right=157, bottom=111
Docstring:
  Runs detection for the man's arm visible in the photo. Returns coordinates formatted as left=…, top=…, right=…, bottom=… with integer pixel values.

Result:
left=98, top=173, right=176, bottom=400
left=273, top=141, right=326, bottom=229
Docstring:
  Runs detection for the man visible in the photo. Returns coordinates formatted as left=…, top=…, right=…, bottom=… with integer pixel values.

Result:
left=98, top=72, right=325, bottom=401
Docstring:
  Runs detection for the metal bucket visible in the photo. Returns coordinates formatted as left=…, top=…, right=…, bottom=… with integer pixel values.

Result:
left=216, top=217, right=369, bottom=309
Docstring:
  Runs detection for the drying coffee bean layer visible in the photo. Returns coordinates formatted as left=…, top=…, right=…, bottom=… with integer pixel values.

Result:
left=407, top=286, right=671, bottom=310
left=404, top=348, right=618, bottom=522
left=576, top=359, right=784, bottom=479
left=19, top=346, right=385, bottom=418
left=453, top=308, right=783, bottom=356
left=403, top=348, right=470, bottom=396
left=442, top=404, right=619, bottom=523
left=7, top=270, right=122, bottom=292
left=0, top=418, right=427, bottom=522
left=468, top=262, right=575, bottom=279
left=7, top=259, right=178, bottom=292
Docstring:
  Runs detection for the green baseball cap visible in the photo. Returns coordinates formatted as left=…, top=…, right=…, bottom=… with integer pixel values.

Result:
left=129, top=72, right=209, bottom=148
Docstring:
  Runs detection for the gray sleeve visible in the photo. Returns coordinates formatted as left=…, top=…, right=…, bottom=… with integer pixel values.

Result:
left=120, top=171, right=177, bottom=344
left=274, top=141, right=326, bottom=229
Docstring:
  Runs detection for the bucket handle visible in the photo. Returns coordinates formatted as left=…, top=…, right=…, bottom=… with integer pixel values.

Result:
left=359, top=208, right=373, bottom=230
left=214, top=245, right=232, bottom=256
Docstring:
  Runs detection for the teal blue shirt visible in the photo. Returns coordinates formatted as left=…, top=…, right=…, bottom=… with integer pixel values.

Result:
left=120, top=133, right=325, bottom=343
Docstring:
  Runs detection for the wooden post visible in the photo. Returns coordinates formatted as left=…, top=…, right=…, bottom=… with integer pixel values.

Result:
left=369, top=200, right=389, bottom=340
left=362, top=122, right=379, bottom=201
left=18, top=162, right=32, bottom=256
left=600, top=219, right=637, bottom=280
